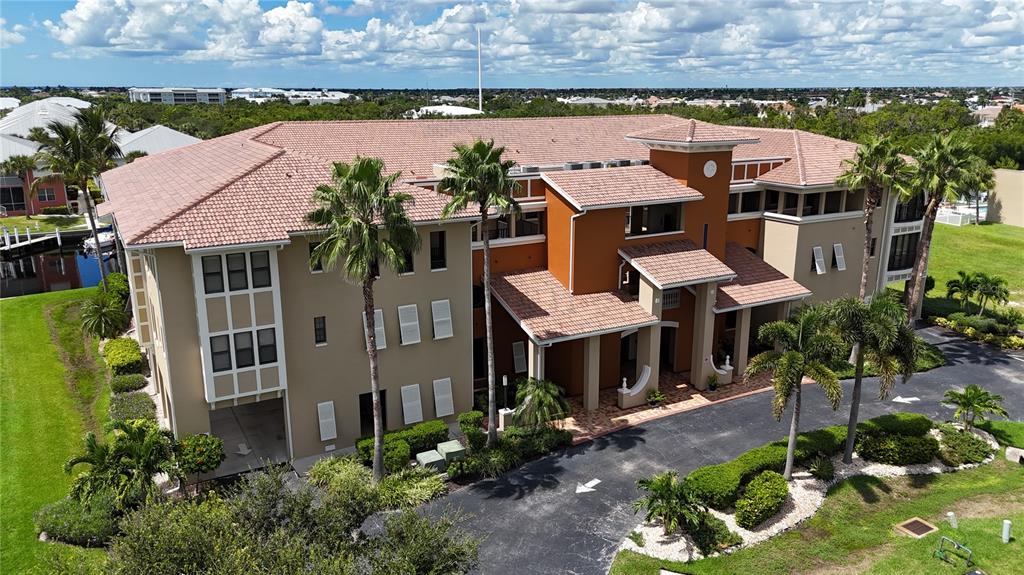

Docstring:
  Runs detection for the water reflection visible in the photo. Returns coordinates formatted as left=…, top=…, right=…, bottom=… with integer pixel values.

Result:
left=1, top=247, right=121, bottom=298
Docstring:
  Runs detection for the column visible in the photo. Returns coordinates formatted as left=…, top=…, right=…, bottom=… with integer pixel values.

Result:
left=583, top=335, right=601, bottom=411
left=689, top=282, right=716, bottom=390
left=636, top=325, right=661, bottom=391
left=733, top=307, right=751, bottom=376
left=527, top=339, right=545, bottom=380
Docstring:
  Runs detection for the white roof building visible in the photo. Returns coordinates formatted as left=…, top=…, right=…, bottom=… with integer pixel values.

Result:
left=0, top=134, right=39, bottom=163
left=128, top=87, right=226, bottom=105
left=0, top=97, right=21, bottom=111
left=230, top=87, right=357, bottom=105
left=406, top=104, right=484, bottom=119
left=117, top=125, right=201, bottom=158
left=0, top=98, right=88, bottom=137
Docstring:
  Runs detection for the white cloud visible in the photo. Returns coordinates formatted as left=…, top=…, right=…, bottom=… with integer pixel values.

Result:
left=1, top=18, right=27, bottom=48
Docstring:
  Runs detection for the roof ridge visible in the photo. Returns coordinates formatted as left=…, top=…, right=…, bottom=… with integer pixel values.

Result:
left=686, top=119, right=696, bottom=142
left=792, top=130, right=807, bottom=186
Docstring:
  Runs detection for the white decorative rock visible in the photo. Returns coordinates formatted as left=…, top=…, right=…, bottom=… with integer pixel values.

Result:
left=1005, top=446, right=1024, bottom=464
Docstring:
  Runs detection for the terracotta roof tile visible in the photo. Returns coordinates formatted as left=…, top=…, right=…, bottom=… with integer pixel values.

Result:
left=491, top=269, right=658, bottom=343
left=729, top=127, right=860, bottom=187
left=542, top=165, right=702, bottom=210
left=626, top=119, right=758, bottom=144
left=715, top=243, right=811, bottom=311
left=619, top=240, right=735, bottom=289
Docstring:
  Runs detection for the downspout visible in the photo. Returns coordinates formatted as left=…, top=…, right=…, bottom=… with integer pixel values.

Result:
left=568, top=209, right=586, bottom=294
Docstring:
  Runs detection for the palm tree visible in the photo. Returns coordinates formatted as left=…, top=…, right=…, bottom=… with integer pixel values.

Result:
left=974, top=273, right=1009, bottom=316
left=942, top=384, right=1009, bottom=430
left=945, top=271, right=979, bottom=310
left=746, top=306, right=844, bottom=479
left=81, top=290, right=128, bottom=338
left=902, top=134, right=993, bottom=322
left=0, top=155, right=40, bottom=218
left=836, top=136, right=906, bottom=300
left=968, top=156, right=995, bottom=225
left=35, top=106, right=123, bottom=289
left=306, top=157, right=420, bottom=481
left=513, top=377, right=571, bottom=429
left=633, top=471, right=706, bottom=535
left=438, top=139, right=520, bottom=448
left=828, top=294, right=918, bottom=464
left=65, top=432, right=120, bottom=503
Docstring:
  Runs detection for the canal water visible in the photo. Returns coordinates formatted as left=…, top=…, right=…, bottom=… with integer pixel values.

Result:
left=1, top=243, right=122, bottom=298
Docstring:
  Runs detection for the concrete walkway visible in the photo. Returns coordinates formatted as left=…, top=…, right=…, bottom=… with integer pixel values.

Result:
left=427, top=328, right=1024, bottom=575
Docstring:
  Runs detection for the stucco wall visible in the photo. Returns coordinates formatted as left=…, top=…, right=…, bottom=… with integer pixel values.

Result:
left=988, top=169, right=1024, bottom=227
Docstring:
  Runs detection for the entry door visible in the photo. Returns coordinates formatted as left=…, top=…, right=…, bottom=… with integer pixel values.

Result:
left=359, top=389, right=388, bottom=437
left=660, top=327, right=677, bottom=371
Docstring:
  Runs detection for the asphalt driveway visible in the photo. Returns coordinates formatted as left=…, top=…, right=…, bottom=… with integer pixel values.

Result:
left=427, top=328, right=1024, bottom=575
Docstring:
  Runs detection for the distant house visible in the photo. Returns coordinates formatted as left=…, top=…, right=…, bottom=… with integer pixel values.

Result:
left=973, top=105, right=1005, bottom=128
left=128, top=87, right=226, bottom=105
left=405, top=104, right=484, bottom=119
left=230, top=88, right=357, bottom=105
left=0, top=97, right=20, bottom=111
left=0, top=134, right=70, bottom=216
left=0, top=97, right=93, bottom=137
left=117, top=125, right=201, bottom=161
left=987, top=169, right=1024, bottom=228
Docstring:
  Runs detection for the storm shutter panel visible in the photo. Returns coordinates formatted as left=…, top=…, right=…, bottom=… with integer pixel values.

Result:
left=317, top=401, right=337, bottom=441
left=812, top=246, right=826, bottom=275
left=400, top=384, right=424, bottom=425
left=832, top=243, right=847, bottom=271
left=512, top=341, right=527, bottom=373
left=432, top=377, right=455, bottom=417
left=362, top=309, right=386, bottom=350
left=431, top=299, right=453, bottom=340
left=398, top=304, right=421, bottom=345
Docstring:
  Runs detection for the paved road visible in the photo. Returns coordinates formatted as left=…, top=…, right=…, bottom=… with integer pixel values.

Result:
left=427, top=328, right=1024, bottom=575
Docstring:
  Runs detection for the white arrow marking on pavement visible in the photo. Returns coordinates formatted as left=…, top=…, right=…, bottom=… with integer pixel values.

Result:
left=576, top=478, right=601, bottom=493
left=892, top=395, right=920, bottom=404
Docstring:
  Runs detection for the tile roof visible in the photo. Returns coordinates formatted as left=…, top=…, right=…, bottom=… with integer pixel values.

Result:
left=626, top=119, right=759, bottom=145
left=729, top=127, right=860, bottom=187
left=715, top=243, right=811, bottom=311
left=542, top=165, right=703, bottom=210
left=618, top=240, right=736, bottom=289
left=491, top=269, right=658, bottom=344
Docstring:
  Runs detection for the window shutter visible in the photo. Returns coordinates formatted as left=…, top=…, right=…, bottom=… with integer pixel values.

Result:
left=512, top=341, right=527, bottom=373
left=812, top=246, right=826, bottom=275
left=432, top=377, right=455, bottom=417
left=397, top=304, right=421, bottom=345
left=317, top=401, right=337, bottom=441
left=832, top=243, right=847, bottom=271
left=400, top=384, right=424, bottom=425
left=362, top=309, right=387, bottom=350
left=431, top=299, right=453, bottom=340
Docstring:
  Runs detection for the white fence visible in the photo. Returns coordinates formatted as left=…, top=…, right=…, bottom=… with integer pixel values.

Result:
left=936, top=208, right=978, bottom=227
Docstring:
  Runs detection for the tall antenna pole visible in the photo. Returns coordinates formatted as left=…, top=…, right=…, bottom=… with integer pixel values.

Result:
left=477, top=27, right=483, bottom=112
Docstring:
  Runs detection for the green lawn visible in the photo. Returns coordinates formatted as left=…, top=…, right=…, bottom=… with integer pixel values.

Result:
left=0, top=289, right=109, bottom=573
left=977, top=420, right=1024, bottom=448
left=834, top=340, right=946, bottom=380
left=612, top=427, right=1024, bottom=575
left=1, top=215, right=87, bottom=234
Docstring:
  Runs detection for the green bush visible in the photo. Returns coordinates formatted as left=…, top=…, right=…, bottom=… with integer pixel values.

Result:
left=808, top=455, right=835, bottom=481
left=105, top=272, right=131, bottom=306
left=109, top=391, right=156, bottom=423
left=937, top=424, right=993, bottom=466
left=111, top=374, right=147, bottom=393
left=857, top=412, right=932, bottom=438
left=457, top=410, right=484, bottom=432
left=447, top=439, right=522, bottom=481
left=176, top=434, right=226, bottom=476
left=446, top=455, right=486, bottom=481
left=857, top=434, right=939, bottom=465
left=41, top=206, right=71, bottom=215
left=504, top=425, right=572, bottom=459
left=103, top=337, right=145, bottom=376
left=734, top=471, right=788, bottom=529
left=377, top=468, right=447, bottom=509
left=34, top=491, right=118, bottom=547
left=384, top=439, right=411, bottom=474
left=691, top=513, right=743, bottom=554
left=356, top=419, right=450, bottom=464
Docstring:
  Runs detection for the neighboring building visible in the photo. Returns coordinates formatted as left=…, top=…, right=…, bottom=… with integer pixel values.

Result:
left=0, top=97, right=92, bottom=137
left=405, top=104, right=484, bottom=119
left=973, top=105, right=1005, bottom=127
left=116, top=125, right=201, bottom=160
left=0, top=97, right=21, bottom=111
left=128, top=87, right=227, bottom=105
left=98, top=115, right=927, bottom=475
left=0, top=134, right=71, bottom=216
left=987, top=168, right=1024, bottom=227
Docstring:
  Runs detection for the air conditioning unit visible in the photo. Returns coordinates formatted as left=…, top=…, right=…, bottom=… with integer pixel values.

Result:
left=585, top=161, right=603, bottom=169
left=633, top=159, right=650, bottom=166
left=563, top=162, right=584, bottom=170
left=602, top=160, right=619, bottom=168
left=521, top=166, right=541, bottom=174
left=615, top=159, right=632, bottom=167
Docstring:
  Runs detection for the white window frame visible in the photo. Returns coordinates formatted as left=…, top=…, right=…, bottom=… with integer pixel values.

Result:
left=317, top=401, right=337, bottom=441
left=512, top=341, right=528, bottom=374
left=832, top=243, right=847, bottom=271
left=362, top=308, right=387, bottom=350
left=431, top=299, right=454, bottom=340
left=400, top=384, right=424, bottom=425
left=432, top=377, right=455, bottom=418
left=397, top=304, right=421, bottom=345
left=812, top=245, right=827, bottom=275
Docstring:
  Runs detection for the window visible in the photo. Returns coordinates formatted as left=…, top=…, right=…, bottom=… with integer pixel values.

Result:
left=888, top=232, right=920, bottom=271
left=431, top=299, right=453, bottom=340
left=202, top=255, right=224, bottom=294
left=802, top=192, right=821, bottom=217
left=362, top=309, right=387, bottom=350
left=211, top=335, right=231, bottom=372
left=257, top=328, right=277, bottom=364
left=626, top=203, right=683, bottom=236
left=397, top=304, right=421, bottom=345
left=473, top=338, right=486, bottom=379
left=234, top=331, right=255, bottom=368
left=824, top=190, right=843, bottom=214
left=0, top=185, right=25, bottom=211
left=741, top=191, right=761, bottom=213
left=314, top=316, right=327, bottom=345
left=845, top=189, right=865, bottom=212
left=486, top=215, right=511, bottom=240
left=226, top=253, right=248, bottom=291
left=894, top=194, right=925, bottom=222
left=782, top=192, right=799, bottom=216
left=400, top=384, right=424, bottom=425
left=515, top=211, right=545, bottom=237
left=250, top=251, right=271, bottom=288
left=663, top=289, right=681, bottom=309
left=765, top=189, right=780, bottom=212
left=702, top=223, right=709, bottom=249
left=430, top=231, right=446, bottom=270
left=812, top=246, right=826, bottom=275
left=728, top=193, right=740, bottom=214
left=317, top=401, right=337, bottom=442
left=359, top=390, right=387, bottom=436
left=397, top=246, right=414, bottom=275
left=512, top=341, right=527, bottom=373
left=432, top=377, right=455, bottom=417
left=870, top=237, right=878, bottom=257
left=309, top=242, right=323, bottom=272
left=37, top=188, right=56, bottom=202
left=832, top=243, right=847, bottom=271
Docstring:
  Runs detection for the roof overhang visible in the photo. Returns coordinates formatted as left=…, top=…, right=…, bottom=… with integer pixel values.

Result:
left=624, top=136, right=760, bottom=153
left=540, top=172, right=703, bottom=212
left=617, top=247, right=736, bottom=289
left=713, top=292, right=810, bottom=314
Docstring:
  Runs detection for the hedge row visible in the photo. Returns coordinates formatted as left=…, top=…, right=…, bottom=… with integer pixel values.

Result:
left=734, top=471, right=788, bottom=529
left=34, top=491, right=118, bottom=547
left=856, top=434, right=940, bottom=465
left=447, top=426, right=573, bottom=481
left=110, top=391, right=157, bottom=424
left=937, top=424, right=993, bottom=467
left=111, top=374, right=147, bottom=394
left=856, top=412, right=932, bottom=438
left=356, top=419, right=449, bottom=464
left=103, top=337, right=146, bottom=376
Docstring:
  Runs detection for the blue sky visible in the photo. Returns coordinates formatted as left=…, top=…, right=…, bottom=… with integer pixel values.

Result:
left=1, top=1, right=1022, bottom=89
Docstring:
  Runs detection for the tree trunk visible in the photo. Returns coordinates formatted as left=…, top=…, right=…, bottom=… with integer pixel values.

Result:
left=82, top=180, right=108, bottom=290
left=481, top=208, right=498, bottom=448
left=859, top=187, right=880, bottom=301
left=975, top=193, right=980, bottom=225
left=843, top=349, right=866, bottom=464
left=905, top=196, right=941, bottom=323
left=362, top=279, right=385, bottom=482
left=784, top=384, right=801, bottom=480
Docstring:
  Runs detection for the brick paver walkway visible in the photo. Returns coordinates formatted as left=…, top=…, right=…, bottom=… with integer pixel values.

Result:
left=556, top=371, right=774, bottom=443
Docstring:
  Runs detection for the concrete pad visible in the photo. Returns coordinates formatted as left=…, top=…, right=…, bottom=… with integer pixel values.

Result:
left=416, top=449, right=446, bottom=472
left=437, top=439, right=466, bottom=462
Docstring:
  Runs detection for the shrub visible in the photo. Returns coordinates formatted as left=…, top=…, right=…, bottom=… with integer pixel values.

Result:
left=937, top=424, right=993, bottom=467
left=81, top=291, right=128, bottom=339
left=103, top=337, right=145, bottom=376
left=105, top=272, right=131, bottom=306
left=857, top=434, right=939, bottom=465
left=384, top=439, right=411, bottom=474
left=356, top=419, right=450, bottom=464
left=111, top=374, right=147, bottom=393
left=1005, top=335, right=1024, bottom=350
left=808, top=455, right=835, bottom=481
left=504, top=425, right=572, bottom=459
left=109, top=391, right=157, bottom=423
left=463, top=427, right=486, bottom=453
left=42, top=206, right=71, bottom=215
left=857, top=412, right=932, bottom=438
left=377, top=468, right=446, bottom=509
left=176, top=434, right=226, bottom=476
left=34, top=490, right=118, bottom=547
left=734, top=471, right=788, bottom=529
left=447, top=454, right=486, bottom=481
left=457, top=410, right=484, bottom=433
left=692, top=513, right=743, bottom=555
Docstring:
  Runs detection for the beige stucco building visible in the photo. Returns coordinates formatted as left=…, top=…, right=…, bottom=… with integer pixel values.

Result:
left=987, top=168, right=1024, bottom=227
